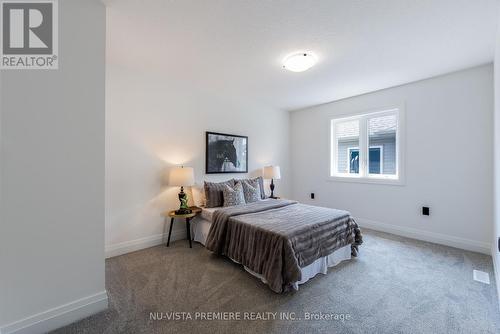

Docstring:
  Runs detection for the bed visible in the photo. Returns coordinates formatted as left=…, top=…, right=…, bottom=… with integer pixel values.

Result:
left=191, top=199, right=362, bottom=293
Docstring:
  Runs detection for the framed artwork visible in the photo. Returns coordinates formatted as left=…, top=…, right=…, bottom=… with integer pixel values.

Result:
left=206, top=132, right=248, bottom=174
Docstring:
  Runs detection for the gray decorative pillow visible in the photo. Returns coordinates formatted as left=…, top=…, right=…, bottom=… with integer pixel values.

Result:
left=204, top=179, right=235, bottom=208
left=222, top=182, right=246, bottom=207
left=234, top=176, right=266, bottom=199
left=255, top=176, right=266, bottom=199
left=241, top=179, right=262, bottom=203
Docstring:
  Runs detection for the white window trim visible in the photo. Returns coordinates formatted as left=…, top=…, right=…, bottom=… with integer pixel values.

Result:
left=329, top=106, right=406, bottom=186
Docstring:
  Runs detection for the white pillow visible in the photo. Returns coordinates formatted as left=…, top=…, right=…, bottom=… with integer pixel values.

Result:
left=191, top=183, right=206, bottom=207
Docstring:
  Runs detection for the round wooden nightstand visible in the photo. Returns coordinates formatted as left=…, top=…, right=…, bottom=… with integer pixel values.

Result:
left=161, top=206, right=201, bottom=248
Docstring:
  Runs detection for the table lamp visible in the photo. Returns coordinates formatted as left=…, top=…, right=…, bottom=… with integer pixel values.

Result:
left=263, top=165, right=281, bottom=199
left=169, top=166, right=195, bottom=214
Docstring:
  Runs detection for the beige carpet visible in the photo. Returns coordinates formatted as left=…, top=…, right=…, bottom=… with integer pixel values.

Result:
left=52, top=229, right=500, bottom=334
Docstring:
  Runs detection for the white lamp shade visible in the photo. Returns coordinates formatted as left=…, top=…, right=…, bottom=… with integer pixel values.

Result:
left=169, top=166, right=195, bottom=187
left=263, top=166, right=281, bottom=180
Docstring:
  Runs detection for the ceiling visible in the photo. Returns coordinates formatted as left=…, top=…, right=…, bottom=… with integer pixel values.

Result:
left=105, top=0, right=499, bottom=111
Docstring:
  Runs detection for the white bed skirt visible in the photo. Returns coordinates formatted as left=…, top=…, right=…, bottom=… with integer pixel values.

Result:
left=191, top=217, right=352, bottom=291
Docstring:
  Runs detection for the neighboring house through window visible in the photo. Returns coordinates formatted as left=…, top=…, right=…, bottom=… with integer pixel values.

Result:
left=330, top=108, right=404, bottom=184
left=369, top=146, right=383, bottom=174
left=347, top=147, right=359, bottom=174
left=348, top=146, right=383, bottom=175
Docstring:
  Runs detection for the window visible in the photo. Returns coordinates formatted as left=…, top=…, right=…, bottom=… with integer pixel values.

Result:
left=347, top=147, right=359, bottom=174
left=330, top=108, right=403, bottom=184
left=369, top=146, right=383, bottom=174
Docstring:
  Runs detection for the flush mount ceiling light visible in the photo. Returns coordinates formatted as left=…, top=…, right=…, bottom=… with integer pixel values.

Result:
left=282, top=52, right=317, bottom=72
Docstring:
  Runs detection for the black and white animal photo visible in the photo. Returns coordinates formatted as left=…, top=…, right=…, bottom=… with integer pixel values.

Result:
left=206, top=132, right=248, bottom=173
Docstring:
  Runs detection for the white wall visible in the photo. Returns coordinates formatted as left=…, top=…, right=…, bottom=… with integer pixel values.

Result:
left=493, top=11, right=500, bottom=302
left=105, top=63, right=290, bottom=257
left=0, top=1, right=106, bottom=333
left=290, top=65, right=493, bottom=254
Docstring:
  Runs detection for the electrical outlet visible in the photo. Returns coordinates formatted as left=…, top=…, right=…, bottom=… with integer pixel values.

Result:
left=473, top=270, right=490, bottom=284
left=310, top=193, right=315, bottom=199
left=422, top=207, right=430, bottom=216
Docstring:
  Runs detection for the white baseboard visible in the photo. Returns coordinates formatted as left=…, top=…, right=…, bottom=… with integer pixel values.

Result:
left=105, top=228, right=186, bottom=258
left=356, top=217, right=491, bottom=255
left=0, top=291, right=108, bottom=334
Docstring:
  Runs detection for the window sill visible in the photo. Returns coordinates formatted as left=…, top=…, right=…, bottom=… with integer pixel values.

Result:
left=327, top=175, right=405, bottom=186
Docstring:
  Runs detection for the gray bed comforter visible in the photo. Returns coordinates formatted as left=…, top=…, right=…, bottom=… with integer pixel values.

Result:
left=205, top=199, right=362, bottom=293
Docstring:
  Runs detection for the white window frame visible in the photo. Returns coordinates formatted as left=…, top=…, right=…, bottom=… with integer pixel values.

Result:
left=329, top=107, right=405, bottom=186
